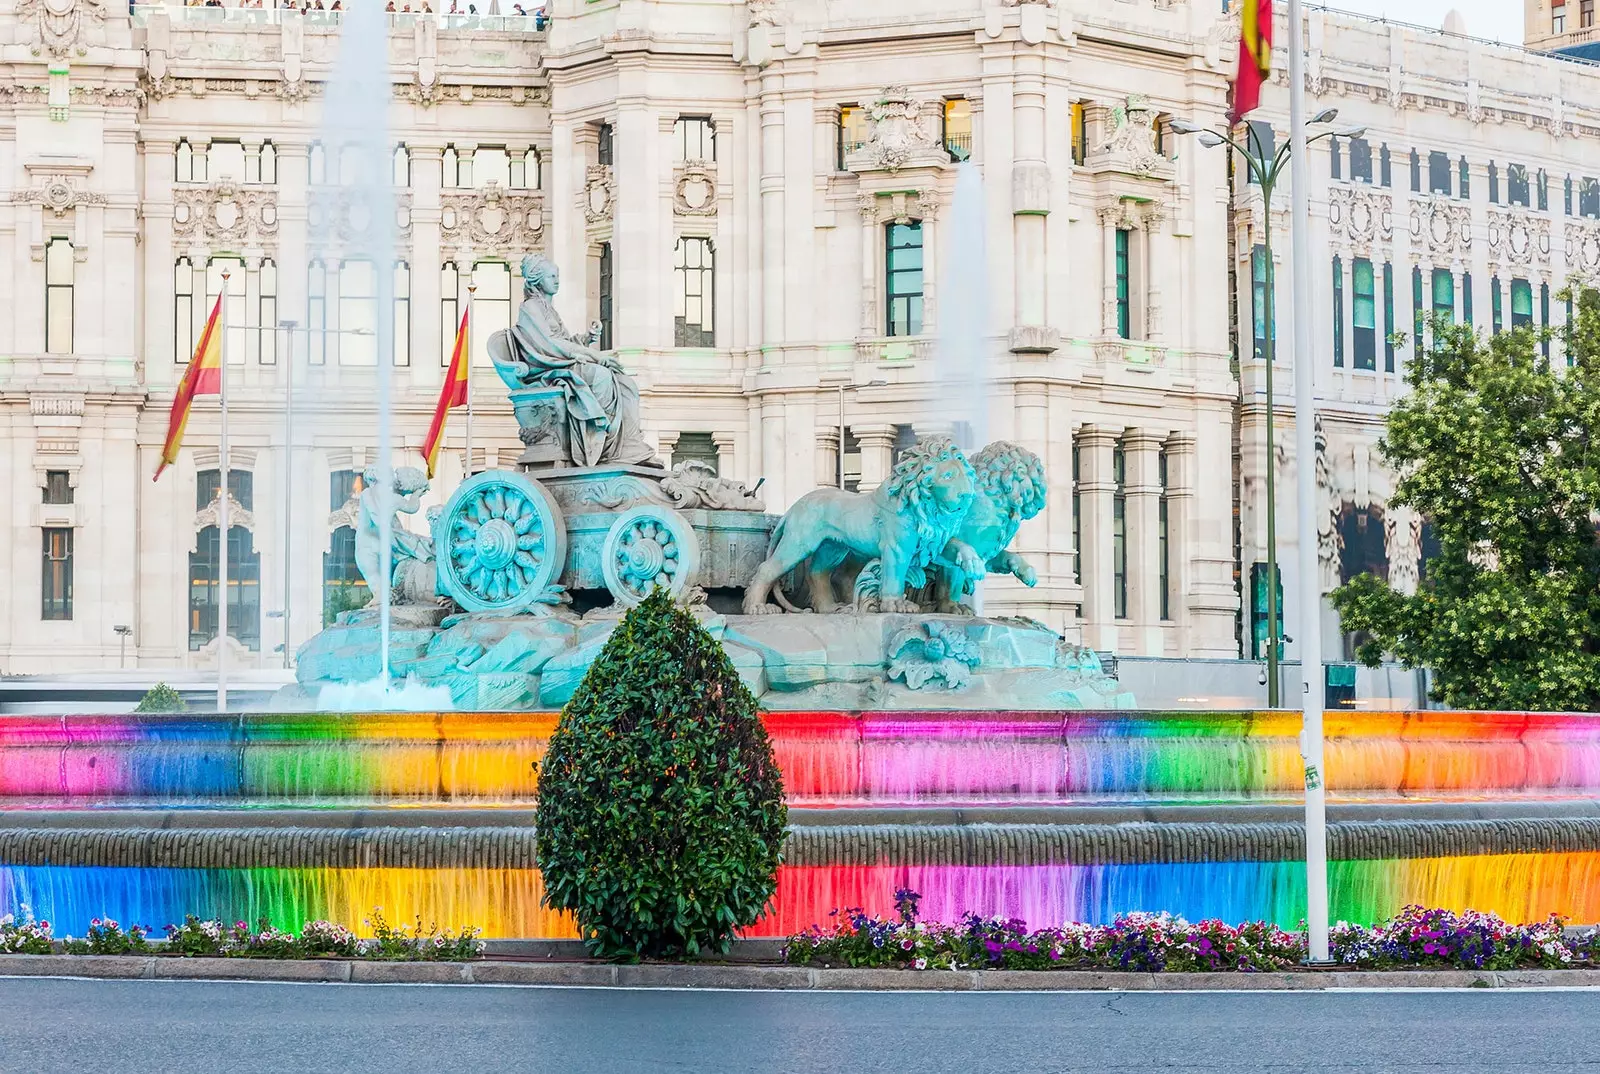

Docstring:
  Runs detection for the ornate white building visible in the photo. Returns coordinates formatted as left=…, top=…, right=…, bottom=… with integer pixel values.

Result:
left=5, top=0, right=1597, bottom=681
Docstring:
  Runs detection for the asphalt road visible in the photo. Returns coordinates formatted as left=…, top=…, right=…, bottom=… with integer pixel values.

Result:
left=1, top=977, right=1596, bottom=1074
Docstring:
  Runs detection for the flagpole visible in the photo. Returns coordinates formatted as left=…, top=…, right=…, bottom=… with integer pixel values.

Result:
left=1287, top=0, right=1330, bottom=961
left=217, top=271, right=231, bottom=714
left=465, top=283, right=475, bottom=477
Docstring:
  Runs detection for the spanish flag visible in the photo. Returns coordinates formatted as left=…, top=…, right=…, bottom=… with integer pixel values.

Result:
left=1231, top=0, right=1273, bottom=124
left=154, top=294, right=223, bottom=481
left=423, top=308, right=470, bottom=479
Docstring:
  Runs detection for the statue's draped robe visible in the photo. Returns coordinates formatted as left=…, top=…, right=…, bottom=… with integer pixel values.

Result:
left=494, top=290, right=655, bottom=467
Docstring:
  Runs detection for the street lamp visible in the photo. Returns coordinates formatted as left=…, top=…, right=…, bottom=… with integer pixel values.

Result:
left=836, top=379, right=888, bottom=489
left=113, top=624, right=132, bottom=670
left=1170, top=111, right=1363, bottom=708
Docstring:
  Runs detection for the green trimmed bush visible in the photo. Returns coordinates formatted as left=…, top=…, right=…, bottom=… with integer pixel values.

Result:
left=535, top=588, right=787, bottom=959
left=134, top=682, right=186, bottom=713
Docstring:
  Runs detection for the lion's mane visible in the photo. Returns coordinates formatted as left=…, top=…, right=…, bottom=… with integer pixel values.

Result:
left=969, top=442, right=1047, bottom=523
left=882, top=435, right=977, bottom=582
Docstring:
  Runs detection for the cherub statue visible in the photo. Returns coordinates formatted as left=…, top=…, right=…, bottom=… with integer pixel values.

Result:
left=354, top=465, right=439, bottom=605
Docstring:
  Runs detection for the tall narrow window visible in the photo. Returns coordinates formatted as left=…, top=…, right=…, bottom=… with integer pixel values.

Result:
left=174, top=256, right=196, bottom=364
left=838, top=107, right=868, bottom=170
left=206, top=257, right=247, bottom=364
left=1245, top=121, right=1274, bottom=183
left=1491, top=275, right=1503, bottom=334
left=1382, top=262, right=1396, bottom=372
left=1112, top=441, right=1127, bottom=620
left=1158, top=449, right=1171, bottom=622
left=597, top=242, right=614, bottom=350
left=1458, top=156, right=1470, bottom=200
left=1380, top=143, right=1392, bottom=187
left=886, top=222, right=925, bottom=337
left=1488, top=161, right=1499, bottom=204
left=1329, top=137, right=1342, bottom=179
left=338, top=259, right=376, bottom=366
left=1511, top=278, right=1533, bottom=329
left=1462, top=272, right=1474, bottom=326
left=1251, top=244, right=1270, bottom=361
left=470, top=261, right=512, bottom=367
left=259, top=257, right=278, bottom=365
left=260, top=141, right=277, bottom=184
left=1541, top=282, right=1552, bottom=360
left=1353, top=258, right=1376, bottom=370
left=1566, top=174, right=1575, bottom=215
left=44, top=471, right=73, bottom=505
left=673, top=237, right=716, bottom=347
left=1331, top=256, right=1345, bottom=367
left=942, top=99, right=972, bottom=161
left=441, top=145, right=459, bottom=187
left=1349, top=137, right=1372, bottom=183
left=439, top=261, right=459, bottom=366
left=392, top=144, right=411, bottom=187
left=1071, top=441, right=1082, bottom=585
left=1412, top=265, right=1425, bottom=345
left=308, top=260, right=327, bottom=365
left=1115, top=229, right=1131, bottom=338
left=308, top=141, right=326, bottom=185
left=596, top=123, right=614, bottom=167
left=1509, top=163, right=1529, bottom=207
left=1428, top=151, right=1451, bottom=195
left=175, top=138, right=195, bottom=182
left=322, top=524, right=368, bottom=624
left=1555, top=2, right=1568, bottom=31
left=1583, top=177, right=1600, bottom=218
left=673, top=116, right=716, bottom=162
left=1538, top=169, right=1550, bottom=211
left=1070, top=102, right=1087, bottom=166
left=1410, top=148, right=1421, bottom=192
left=45, top=237, right=73, bottom=354
left=42, top=529, right=72, bottom=621
left=1431, top=268, right=1455, bottom=325
left=189, top=524, right=261, bottom=652
left=392, top=261, right=411, bottom=366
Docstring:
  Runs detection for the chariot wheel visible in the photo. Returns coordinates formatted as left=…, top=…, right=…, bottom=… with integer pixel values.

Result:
left=601, top=505, right=701, bottom=607
left=437, top=471, right=566, bottom=614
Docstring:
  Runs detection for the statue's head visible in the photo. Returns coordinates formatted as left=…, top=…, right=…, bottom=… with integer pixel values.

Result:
left=970, top=441, right=1047, bottom=522
left=521, top=253, right=559, bottom=297
left=361, top=464, right=430, bottom=515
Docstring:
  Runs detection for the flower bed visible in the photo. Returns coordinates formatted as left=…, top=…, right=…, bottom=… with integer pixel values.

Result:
left=781, top=890, right=1600, bottom=973
left=0, top=907, right=484, bottom=961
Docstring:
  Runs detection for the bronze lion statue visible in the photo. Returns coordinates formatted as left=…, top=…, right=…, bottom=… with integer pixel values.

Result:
left=742, top=436, right=983, bottom=614
left=926, top=441, right=1047, bottom=613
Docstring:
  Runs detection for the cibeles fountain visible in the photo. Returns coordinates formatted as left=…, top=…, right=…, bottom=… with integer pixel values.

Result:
left=285, top=252, right=1127, bottom=712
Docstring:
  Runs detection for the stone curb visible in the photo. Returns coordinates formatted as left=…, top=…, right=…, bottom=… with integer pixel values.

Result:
left=3, top=955, right=1600, bottom=990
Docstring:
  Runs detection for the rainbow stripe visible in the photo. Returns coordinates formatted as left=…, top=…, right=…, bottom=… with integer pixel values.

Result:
left=6, top=854, right=1600, bottom=939
left=4, top=710, right=1600, bottom=806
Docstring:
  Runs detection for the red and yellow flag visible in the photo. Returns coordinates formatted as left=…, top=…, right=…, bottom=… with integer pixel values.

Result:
left=154, top=294, right=223, bottom=482
left=1230, top=0, right=1273, bottom=124
left=423, top=308, right=470, bottom=479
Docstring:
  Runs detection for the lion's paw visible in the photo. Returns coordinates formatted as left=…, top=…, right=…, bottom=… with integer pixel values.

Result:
left=742, top=603, right=786, bottom=616
left=879, top=598, right=923, bottom=613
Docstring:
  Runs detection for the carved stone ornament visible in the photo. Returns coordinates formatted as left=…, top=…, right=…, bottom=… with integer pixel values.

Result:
left=746, top=0, right=785, bottom=25
left=11, top=177, right=105, bottom=218
left=673, top=163, right=717, bottom=217
left=1487, top=210, right=1550, bottom=271
left=1385, top=504, right=1423, bottom=598
left=17, top=0, right=106, bottom=57
left=440, top=184, right=543, bottom=256
left=1087, top=96, right=1173, bottom=181
left=306, top=190, right=411, bottom=246
left=1408, top=199, right=1472, bottom=261
left=174, top=182, right=280, bottom=248
left=1565, top=221, right=1600, bottom=276
left=194, top=491, right=256, bottom=535
left=1327, top=188, right=1393, bottom=255
left=844, top=86, right=949, bottom=175
left=659, top=459, right=765, bottom=511
left=583, top=164, right=614, bottom=224
left=859, top=189, right=936, bottom=226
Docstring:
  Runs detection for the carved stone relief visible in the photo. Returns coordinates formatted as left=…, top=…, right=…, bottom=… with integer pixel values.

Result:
left=844, top=86, right=949, bottom=175
left=173, top=182, right=280, bottom=248
left=858, top=189, right=936, bottom=226
left=1385, top=504, right=1423, bottom=597
left=11, top=176, right=105, bottom=218
left=194, top=492, right=255, bottom=535
left=17, top=0, right=106, bottom=57
left=1327, top=187, right=1393, bottom=256
left=440, top=184, right=543, bottom=256
left=1408, top=199, right=1473, bottom=261
left=1564, top=221, right=1600, bottom=276
left=1486, top=210, right=1550, bottom=271
left=1086, top=96, right=1173, bottom=181
left=673, top=163, right=717, bottom=217
left=583, top=164, right=614, bottom=224
left=307, top=189, right=412, bottom=247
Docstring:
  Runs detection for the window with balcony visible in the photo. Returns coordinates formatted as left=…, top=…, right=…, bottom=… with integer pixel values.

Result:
left=1583, top=0, right=1594, bottom=28
left=673, top=237, right=715, bottom=347
left=1554, top=3, right=1567, bottom=32
left=942, top=98, right=972, bottom=162
left=886, top=222, right=924, bottom=337
left=1071, top=102, right=1088, bottom=166
left=838, top=106, right=868, bottom=170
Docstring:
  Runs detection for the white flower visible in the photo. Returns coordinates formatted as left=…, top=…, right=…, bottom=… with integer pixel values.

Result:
left=913, top=958, right=928, bottom=970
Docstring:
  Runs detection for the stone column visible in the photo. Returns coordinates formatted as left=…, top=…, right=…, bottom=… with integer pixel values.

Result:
left=1166, top=432, right=1196, bottom=643
left=1076, top=424, right=1118, bottom=649
left=854, top=422, right=897, bottom=491
left=858, top=193, right=879, bottom=337
left=1099, top=208, right=1119, bottom=337
left=815, top=429, right=840, bottom=490
left=1143, top=206, right=1166, bottom=342
left=1011, top=46, right=1049, bottom=340
left=1124, top=429, right=1164, bottom=656
left=759, top=74, right=786, bottom=349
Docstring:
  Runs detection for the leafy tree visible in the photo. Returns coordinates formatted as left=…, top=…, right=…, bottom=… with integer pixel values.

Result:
left=535, top=589, right=787, bottom=959
left=134, top=682, right=186, bottom=713
left=1332, top=290, right=1600, bottom=711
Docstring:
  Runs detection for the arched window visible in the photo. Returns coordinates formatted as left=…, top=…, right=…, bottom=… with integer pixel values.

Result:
left=440, top=261, right=460, bottom=366
left=673, top=237, right=715, bottom=347
left=322, top=525, right=367, bottom=624
left=174, top=257, right=196, bottom=363
left=442, top=144, right=459, bottom=187
left=308, top=141, right=326, bottom=186
left=392, top=144, right=411, bottom=187
left=338, top=259, right=377, bottom=366
left=524, top=147, right=541, bottom=189
left=393, top=260, right=411, bottom=366
left=189, top=523, right=261, bottom=652
left=259, top=140, right=278, bottom=184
